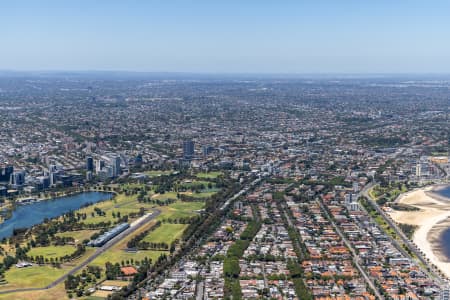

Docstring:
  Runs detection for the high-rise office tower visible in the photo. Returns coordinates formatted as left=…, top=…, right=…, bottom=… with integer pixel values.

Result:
left=86, top=156, right=94, bottom=172
left=202, top=145, right=214, bottom=157
left=49, top=164, right=57, bottom=173
left=111, top=156, right=121, bottom=177
left=10, top=170, right=26, bottom=187
left=96, top=160, right=105, bottom=173
left=50, top=172, right=57, bottom=186
left=183, top=140, right=195, bottom=159
left=0, top=165, right=13, bottom=182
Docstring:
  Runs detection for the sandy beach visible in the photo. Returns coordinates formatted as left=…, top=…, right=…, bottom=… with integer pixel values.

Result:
left=388, top=185, right=450, bottom=278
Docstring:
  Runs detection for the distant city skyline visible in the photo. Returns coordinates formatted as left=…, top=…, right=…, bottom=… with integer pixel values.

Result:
left=1, top=0, right=450, bottom=73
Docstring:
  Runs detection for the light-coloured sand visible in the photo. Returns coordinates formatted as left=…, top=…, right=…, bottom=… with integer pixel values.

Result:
left=388, top=186, right=450, bottom=278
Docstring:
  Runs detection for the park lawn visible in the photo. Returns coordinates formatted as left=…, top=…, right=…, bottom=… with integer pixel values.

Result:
left=144, top=170, right=175, bottom=177
left=158, top=201, right=204, bottom=220
left=121, top=183, right=147, bottom=190
left=151, top=192, right=178, bottom=201
left=370, top=184, right=409, bottom=202
left=190, top=191, right=217, bottom=198
left=61, top=247, right=96, bottom=268
left=182, top=188, right=219, bottom=199
left=101, top=280, right=129, bottom=287
left=89, top=249, right=164, bottom=267
left=89, top=219, right=164, bottom=267
left=143, top=224, right=187, bottom=244
left=56, top=229, right=99, bottom=243
left=179, top=180, right=213, bottom=189
left=0, top=283, right=68, bottom=300
left=196, top=171, right=223, bottom=179
left=431, top=152, right=449, bottom=156
left=0, top=243, right=16, bottom=259
left=81, top=212, right=126, bottom=225
left=368, top=187, right=379, bottom=200
left=79, top=193, right=150, bottom=225
left=87, top=193, right=136, bottom=212
left=0, top=265, right=68, bottom=291
left=116, top=202, right=155, bottom=213
left=90, top=290, right=112, bottom=298
left=170, top=200, right=205, bottom=211
left=28, top=245, right=76, bottom=260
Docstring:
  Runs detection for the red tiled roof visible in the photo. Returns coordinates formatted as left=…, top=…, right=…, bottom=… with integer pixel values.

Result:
left=121, top=266, right=138, bottom=276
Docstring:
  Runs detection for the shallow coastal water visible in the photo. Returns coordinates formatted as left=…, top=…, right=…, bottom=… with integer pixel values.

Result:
left=0, top=192, right=113, bottom=239
left=436, top=185, right=450, bottom=199
left=441, top=228, right=450, bottom=259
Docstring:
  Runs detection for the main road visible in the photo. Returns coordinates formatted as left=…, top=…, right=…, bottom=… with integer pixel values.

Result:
left=219, top=176, right=262, bottom=211
left=316, top=198, right=385, bottom=300
left=0, top=209, right=161, bottom=295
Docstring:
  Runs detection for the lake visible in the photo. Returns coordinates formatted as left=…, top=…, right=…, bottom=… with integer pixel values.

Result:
left=0, top=191, right=113, bottom=239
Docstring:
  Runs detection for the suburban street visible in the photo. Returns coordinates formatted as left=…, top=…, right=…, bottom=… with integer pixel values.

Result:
left=316, top=198, right=385, bottom=300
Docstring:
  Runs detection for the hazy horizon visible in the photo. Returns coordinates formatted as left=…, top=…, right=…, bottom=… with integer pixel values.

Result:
left=2, top=1, right=450, bottom=73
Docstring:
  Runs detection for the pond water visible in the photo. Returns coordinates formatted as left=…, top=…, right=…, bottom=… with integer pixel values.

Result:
left=0, top=192, right=113, bottom=239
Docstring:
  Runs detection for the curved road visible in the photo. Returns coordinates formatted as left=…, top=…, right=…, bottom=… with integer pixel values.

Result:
left=0, top=209, right=161, bottom=295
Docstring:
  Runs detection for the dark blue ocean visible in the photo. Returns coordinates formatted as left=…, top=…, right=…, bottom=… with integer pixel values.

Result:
left=437, top=186, right=450, bottom=259
left=0, top=192, right=112, bottom=239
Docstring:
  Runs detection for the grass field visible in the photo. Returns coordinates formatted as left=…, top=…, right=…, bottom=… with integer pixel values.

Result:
left=88, top=198, right=203, bottom=267
left=158, top=200, right=205, bottom=220
left=143, top=224, right=187, bottom=244
left=0, top=179, right=210, bottom=296
left=195, top=191, right=219, bottom=198
left=0, top=283, right=68, bottom=300
left=60, top=247, right=96, bottom=268
left=56, top=230, right=99, bottom=243
left=89, top=219, right=166, bottom=267
left=120, top=183, right=147, bottom=189
left=144, top=170, right=176, bottom=177
left=179, top=180, right=212, bottom=188
left=101, top=280, right=129, bottom=287
left=28, top=245, right=76, bottom=259
left=79, top=193, right=154, bottom=225
left=369, top=184, right=408, bottom=203
left=196, top=171, right=223, bottom=179
left=89, top=290, right=111, bottom=298
left=151, top=191, right=178, bottom=201
left=182, top=189, right=219, bottom=199
left=0, top=245, right=95, bottom=295
left=90, top=249, right=164, bottom=267
left=0, top=266, right=67, bottom=291
left=88, top=200, right=202, bottom=266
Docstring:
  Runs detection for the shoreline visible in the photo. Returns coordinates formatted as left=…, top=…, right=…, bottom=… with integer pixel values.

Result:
left=0, top=189, right=115, bottom=225
left=388, top=184, right=450, bottom=278
left=0, top=190, right=116, bottom=240
left=33, top=187, right=116, bottom=202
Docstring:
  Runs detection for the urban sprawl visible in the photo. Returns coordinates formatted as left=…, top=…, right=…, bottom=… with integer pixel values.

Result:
left=0, top=74, right=449, bottom=300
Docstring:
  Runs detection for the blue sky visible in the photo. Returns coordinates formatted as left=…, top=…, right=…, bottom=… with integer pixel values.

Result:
left=1, top=1, right=450, bottom=73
